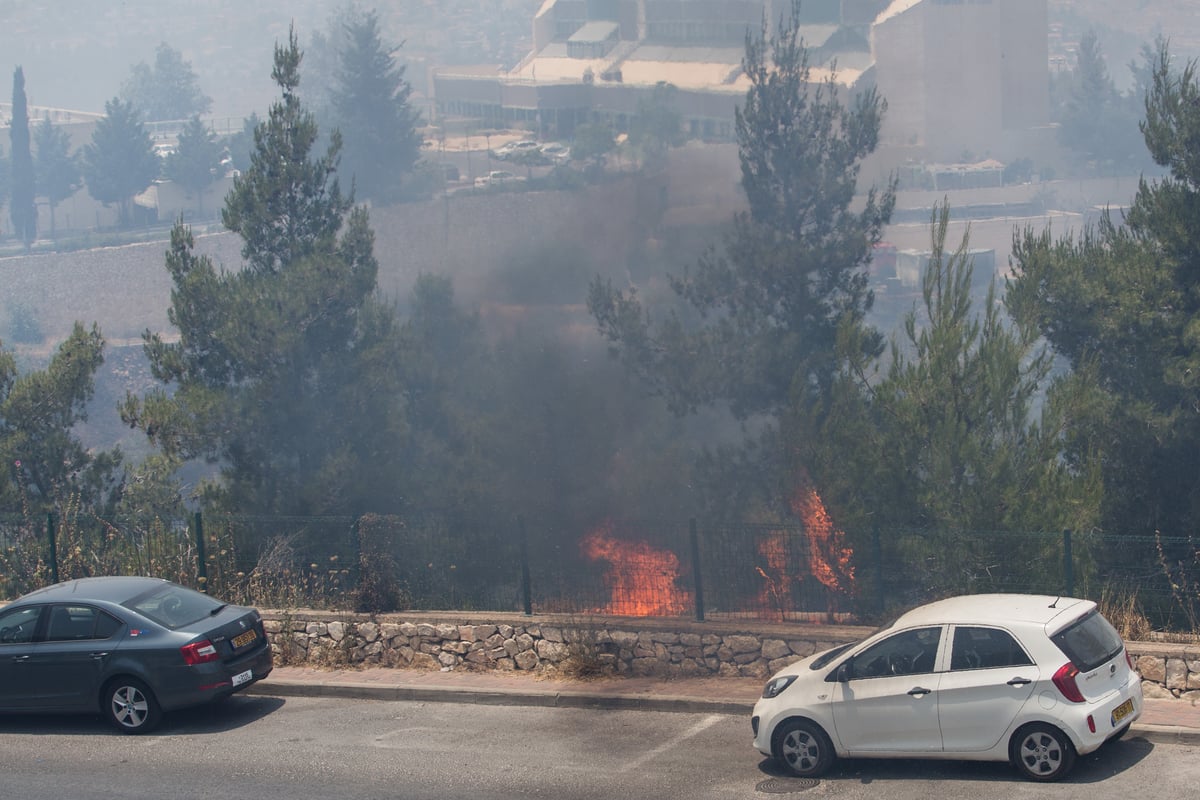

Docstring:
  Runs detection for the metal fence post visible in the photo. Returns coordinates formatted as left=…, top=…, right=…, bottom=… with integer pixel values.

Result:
left=1062, top=529, right=1073, bottom=597
left=690, top=518, right=705, bottom=622
left=47, top=512, right=58, bottom=585
left=194, top=511, right=207, bottom=592
left=519, top=517, right=532, bottom=616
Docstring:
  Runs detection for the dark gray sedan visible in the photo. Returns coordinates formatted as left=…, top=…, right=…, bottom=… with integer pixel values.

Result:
left=0, top=576, right=273, bottom=733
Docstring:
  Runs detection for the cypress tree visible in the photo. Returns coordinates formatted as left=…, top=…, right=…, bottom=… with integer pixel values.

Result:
left=10, top=67, right=36, bottom=248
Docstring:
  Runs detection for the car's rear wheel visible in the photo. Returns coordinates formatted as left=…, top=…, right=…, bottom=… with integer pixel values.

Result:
left=1011, top=723, right=1076, bottom=782
left=102, top=677, right=161, bottom=734
left=773, top=719, right=834, bottom=778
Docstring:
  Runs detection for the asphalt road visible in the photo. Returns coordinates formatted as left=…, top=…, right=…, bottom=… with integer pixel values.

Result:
left=0, top=695, right=1196, bottom=800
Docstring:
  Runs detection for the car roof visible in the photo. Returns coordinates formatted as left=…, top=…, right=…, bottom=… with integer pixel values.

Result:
left=893, top=593, right=1094, bottom=629
left=18, top=576, right=173, bottom=605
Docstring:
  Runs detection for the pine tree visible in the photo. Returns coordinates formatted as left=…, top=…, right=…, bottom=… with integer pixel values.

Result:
left=124, top=27, right=408, bottom=517
left=0, top=323, right=122, bottom=514
left=222, top=29, right=351, bottom=274
left=81, top=97, right=159, bottom=227
left=33, top=116, right=81, bottom=239
left=587, top=1, right=895, bottom=522
left=120, top=42, right=212, bottom=122
left=589, top=4, right=895, bottom=422
left=10, top=67, right=36, bottom=248
left=1008, top=43, right=1200, bottom=535
left=329, top=9, right=422, bottom=204
left=164, top=115, right=221, bottom=218
left=872, top=202, right=1100, bottom=535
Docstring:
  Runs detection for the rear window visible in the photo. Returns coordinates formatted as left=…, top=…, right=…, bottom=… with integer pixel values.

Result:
left=1050, top=609, right=1124, bottom=672
left=123, top=584, right=225, bottom=629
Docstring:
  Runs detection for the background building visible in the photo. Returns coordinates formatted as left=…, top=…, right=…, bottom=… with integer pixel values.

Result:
left=431, top=0, right=1050, bottom=162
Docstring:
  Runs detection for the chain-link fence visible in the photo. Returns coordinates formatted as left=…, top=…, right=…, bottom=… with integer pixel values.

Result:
left=3, top=508, right=1199, bottom=631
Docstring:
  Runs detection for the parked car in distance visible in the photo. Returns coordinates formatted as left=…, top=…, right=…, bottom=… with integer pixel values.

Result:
left=492, top=139, right=540, bottom=160
left=539, top=142, right=570, bottom=164
left=0, top=576, right=273, bottom=733
left=474, top=170, right=522, bottom=188
left=752, top=593, right=1142, bottom=782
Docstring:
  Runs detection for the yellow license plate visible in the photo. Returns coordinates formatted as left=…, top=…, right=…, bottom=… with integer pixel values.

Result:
left=1111, top=698, right=1134, bottom=725
left=232, top=629, right=258, bottom=649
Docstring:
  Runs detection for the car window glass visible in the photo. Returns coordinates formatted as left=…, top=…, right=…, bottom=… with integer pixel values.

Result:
left=94, top=610, right=122, bottom=639
left=124, top=583, right=223, bottom=629
left=1051, top=610, right=1123, bottom=672
left=0, top=605, right=42, bottom=644
left=45, top=605, right=122, bottom=641
left=851, top=626, right=941, bottom=679
left=950, top=626, right=1033, bottom=670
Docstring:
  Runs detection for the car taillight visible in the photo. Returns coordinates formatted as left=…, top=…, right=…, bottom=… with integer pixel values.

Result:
left=1052, top=662, right=1086, bottom=703
left=1126, top=649, right=1136, bottom=671
left=181, top=640, right=220, bottom=665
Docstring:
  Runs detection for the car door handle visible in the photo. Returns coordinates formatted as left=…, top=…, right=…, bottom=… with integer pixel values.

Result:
left=90, top=652, right=110, bottom=660
left=907, top=686, right=933, bottom=696
left=1007, top=677, right=1032, bottom=686
left=11, top=655, right=30, bottom=663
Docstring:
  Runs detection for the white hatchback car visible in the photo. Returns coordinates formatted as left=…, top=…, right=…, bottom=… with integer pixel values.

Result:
left=752, top=594, right=1142, bottom=782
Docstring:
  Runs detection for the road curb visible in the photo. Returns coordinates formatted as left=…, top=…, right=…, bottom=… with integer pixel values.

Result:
left=1131, top=723, right=1200, bottom=747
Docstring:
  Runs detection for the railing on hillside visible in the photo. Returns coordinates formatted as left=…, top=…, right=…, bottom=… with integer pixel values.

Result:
left=3, top=508, right=1199, bottom=631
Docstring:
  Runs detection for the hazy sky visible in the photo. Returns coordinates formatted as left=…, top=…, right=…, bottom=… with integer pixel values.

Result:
left=0, top=0, right=541, bottom=122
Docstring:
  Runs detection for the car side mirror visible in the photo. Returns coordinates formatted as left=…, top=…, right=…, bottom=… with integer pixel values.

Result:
left=836, top=661, right=852, bottom=683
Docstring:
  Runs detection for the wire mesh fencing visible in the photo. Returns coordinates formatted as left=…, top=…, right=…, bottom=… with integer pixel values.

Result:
left=4, top=508, right=1200, bottom=632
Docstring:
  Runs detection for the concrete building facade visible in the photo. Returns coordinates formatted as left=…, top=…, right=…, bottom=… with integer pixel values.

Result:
left=431, top=0, right=1050, bottom=162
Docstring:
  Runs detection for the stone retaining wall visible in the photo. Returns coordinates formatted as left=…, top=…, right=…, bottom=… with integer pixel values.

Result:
left=262, top=611, right=1200, bottom=701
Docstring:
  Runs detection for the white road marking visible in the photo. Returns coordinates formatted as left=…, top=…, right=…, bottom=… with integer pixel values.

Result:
left=618, top=714, right=723, bottom=773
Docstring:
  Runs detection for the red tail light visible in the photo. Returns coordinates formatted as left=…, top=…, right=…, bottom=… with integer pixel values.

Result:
left=1052, top=662, right=1085, bottom=703
left=1125, top=649, right=1136, bottom=671
left=181, top=640, right=220, bottom=665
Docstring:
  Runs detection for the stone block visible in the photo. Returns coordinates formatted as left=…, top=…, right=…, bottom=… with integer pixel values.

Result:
left=1167, top=657, right=1189, bottom=690
left=788, top=640, right=816, bottom=658
left=609, top=630, right=639, bottom=649
left=761, top=639, right=791, bottom=660
left=724, top=635, right=761, bottom=655
left=536, top=640, right=568, bottom=661
left=1137, top=655, right=1166, bottom=682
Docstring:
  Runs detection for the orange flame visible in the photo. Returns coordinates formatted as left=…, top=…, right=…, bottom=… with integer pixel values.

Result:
left=581, top=522, right=692, bottom=617
left=788, top=470, right=855, bottom=596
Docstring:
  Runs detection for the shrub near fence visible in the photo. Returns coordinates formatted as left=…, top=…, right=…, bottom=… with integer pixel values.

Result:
left=3, top=509, right=1200, bottom=632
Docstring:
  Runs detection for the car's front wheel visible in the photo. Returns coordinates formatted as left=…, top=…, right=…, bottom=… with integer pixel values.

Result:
left=102, top=677, right=162, bottom=734
left=1011, top=723, right=1076, bottom=782
left=773, top=719, right=835, bottom=778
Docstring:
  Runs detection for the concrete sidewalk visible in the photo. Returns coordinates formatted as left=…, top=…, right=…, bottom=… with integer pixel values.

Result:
left=248, top=665, right=1200, bottom=746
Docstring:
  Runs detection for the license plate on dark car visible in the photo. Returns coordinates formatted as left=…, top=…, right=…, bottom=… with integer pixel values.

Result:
left=232, top=629, right=258, bottom=649
left=1111, top=698, right=1134, bottom=726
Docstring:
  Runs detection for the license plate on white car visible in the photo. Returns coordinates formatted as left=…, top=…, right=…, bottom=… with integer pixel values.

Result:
left=232, top=669, right=253, bottom=687
left=1111, top=698, right=1134, bottom=726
